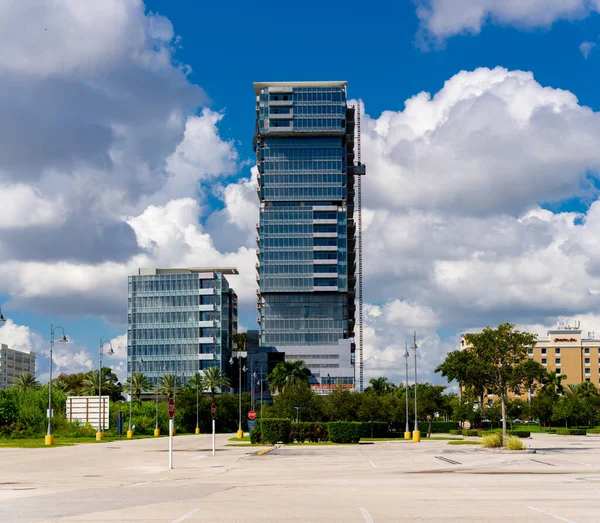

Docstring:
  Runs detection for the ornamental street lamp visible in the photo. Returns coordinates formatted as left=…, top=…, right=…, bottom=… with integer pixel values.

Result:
left=403, top=342, right=411, bottom=440
left=411, top=332, right=420, bottom=442
left=293, top=406, right=301, bottom=423
left=47, top=325, right=68, bottom=445
left=229, top=354, right=246, bottom=438
left=128, top=356, right=143, bottom=439
left=97, top=339, right=114, bottom=440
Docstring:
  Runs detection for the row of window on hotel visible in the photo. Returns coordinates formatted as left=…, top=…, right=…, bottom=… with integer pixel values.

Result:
left=265, top=90, right=345, bottom=102
left=539, top=357, right=600, bottom=366
left=265, top=105, right=346, bottom=115
left=529, top=347, right=598, bottom=355
left=129, top=295, right=217, bottom=308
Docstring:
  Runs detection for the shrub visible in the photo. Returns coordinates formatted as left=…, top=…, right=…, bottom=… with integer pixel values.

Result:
left=508, top=430, right=531, bottom=438
left=449, top=429, right=462, bottom=435
left=505, top=436, right=526, bottom=451
left=556, top=428, right=587, bottom=436
left=328, top=421, right=361, bottom=443
left=250, top=423, right=262, bottom=444
left=586, top=428, right=600, bottom=435
left=477, top=430, right=494, bottom=437
left=482, top=432, right=503, bottom=448
left=359, top=422, right=388, bottom=438
left=422, top=421, right=460, bottom=434
left=290, top=422, right=328, bottom=443
left=461, top=430, right=480, bottom=437
left=260, top=418, right=291, bottom=444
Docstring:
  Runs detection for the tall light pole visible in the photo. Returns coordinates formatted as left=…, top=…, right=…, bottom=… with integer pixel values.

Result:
left=293, top=406, right=301, bottom=423
left=128, top=356, right=143, bottom=439
left=412, top=332, right=420, bottom=442
left=97, top=339, right=113, bottom=441
left=47, top=325, right=68, bottom=446
left=252, top=371, right=257, bottom=412
left=404, top=342, right=411, bottom=440
left=230, top=355, right=245, bottom=438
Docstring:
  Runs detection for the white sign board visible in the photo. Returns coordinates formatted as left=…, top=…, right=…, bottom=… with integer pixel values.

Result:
left=66, top=396, right=110, bottom=430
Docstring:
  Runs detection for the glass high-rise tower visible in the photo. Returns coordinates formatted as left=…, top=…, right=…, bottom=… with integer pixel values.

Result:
left=254, top=81, right=357, bottom=392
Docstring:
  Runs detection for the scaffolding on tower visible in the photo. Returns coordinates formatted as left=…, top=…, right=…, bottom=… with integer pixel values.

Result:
left=354, top=101, right=366, bottom=392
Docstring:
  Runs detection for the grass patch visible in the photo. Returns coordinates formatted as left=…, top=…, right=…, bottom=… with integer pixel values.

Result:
left=0, top=434, right=161, bottom=448
left=448, top=441, right=481, bottom=446
left=505, top=436, right=526, bottom=450
left=482, top=432, right=503, bottom=448
left=228, top=435, right=251, bottom=442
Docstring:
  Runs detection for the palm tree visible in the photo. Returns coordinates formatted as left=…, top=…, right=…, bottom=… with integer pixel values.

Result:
left=542, top=370, right=567, bottom=394
left=200, top=366, right=231, bottom=401
left=12, top=372, right=40, bottom=390
left=365, top=376, right=395, bottom=396
left=267, top=360, right=311, bottom=393
left=158, top=373, right=181, bottom=399
left=81, top=370, right=110, bottom=396
left=234, top=332, right=247, bottom=352
left=124, top=372, right=152, bottom=399
left=52, top=378, right=72, bottom=395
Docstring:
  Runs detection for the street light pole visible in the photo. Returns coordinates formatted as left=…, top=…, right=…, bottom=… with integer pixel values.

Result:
left=412, top=332, right=420, bottom=442
left=47, top=325, right=67, bottom=446
left=404, top=342, right=411, bottom=440
left=229, top=355, right=245, bottom=439
left=97, top=339, right=113, bottom=441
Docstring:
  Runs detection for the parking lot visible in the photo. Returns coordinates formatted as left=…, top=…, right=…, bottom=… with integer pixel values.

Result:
left=0, top=433, right=599, bottom=522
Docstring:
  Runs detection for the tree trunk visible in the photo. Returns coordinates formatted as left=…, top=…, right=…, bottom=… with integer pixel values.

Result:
left=501, top=393, right=508, bottom=446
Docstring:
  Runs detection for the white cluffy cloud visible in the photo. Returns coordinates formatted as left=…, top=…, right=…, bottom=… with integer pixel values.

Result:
left=416, top=0, right=600, bottom=41
left=580, top=41, right=597, bottom=58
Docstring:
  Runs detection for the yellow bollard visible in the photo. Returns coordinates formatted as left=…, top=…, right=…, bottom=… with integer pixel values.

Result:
left=127, top=430, right=133, bottom=439
left=404, top=431, right=411, bottom=440
left=171, top=428, right=176, bottom=436
left=154, top=428, right=160, bottom=437
left=237, top=429, right=244, bottom=439
left=413, top=430, right=421, bottom=442
left=44, top=435, right=54, bottom=446
left=96, top=432, right=103, bottom=441
left=195, top=427, right=200, bottom=435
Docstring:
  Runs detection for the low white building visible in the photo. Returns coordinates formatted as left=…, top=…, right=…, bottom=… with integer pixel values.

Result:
left=0, top=344, right=36, bottom=389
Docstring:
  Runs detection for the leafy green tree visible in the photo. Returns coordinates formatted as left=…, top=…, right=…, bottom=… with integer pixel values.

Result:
left=158, top=374, right=181, bottom=399
left=12, top=372, right=40, bottom=391
left=438, top=323, right=538, bottom=442
left=124, top=372, right=152, bottom=399
left=80, top=368, right=122, bottom=401
left=365, top=377, right=396, bottom=396
left=267, top=360, right=311, bottom=393
left=200, top=366, right=231, bottom=401
left=263, top=382, right=325, bottom=421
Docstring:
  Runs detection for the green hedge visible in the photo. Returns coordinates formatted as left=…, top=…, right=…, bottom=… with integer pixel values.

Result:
left=250, top=423, right=262, bottom=444
left=290, top=422, right=328, bottom=443
left=260, top=418, right=291, bottom=444
left=449, top=429, right=462, bottom=435
left=508, top=430, right=531, bottom=438
left=359, top=422, right=388, bottom=438
left=586, top=428, right=600, bottom=434
left=328, top=421, right=361, bottom=443
left=556, top=428, right=587, bottom=436
left=462, top=430, right=480, bottom=437
left=423, top=421, right=460, bottom=434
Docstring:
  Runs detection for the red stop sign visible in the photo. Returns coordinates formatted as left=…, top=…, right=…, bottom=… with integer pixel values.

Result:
left=248, top=410, right=256, bottom=420
left=168, top=398, right=175, bottom=419
left=211, top=403, right=216, bottom=419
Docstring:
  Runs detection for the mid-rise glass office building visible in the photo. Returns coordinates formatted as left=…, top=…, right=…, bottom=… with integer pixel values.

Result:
left=127, top=268, right=238, bottom=387
left=254, top=81, right=357, bottom=391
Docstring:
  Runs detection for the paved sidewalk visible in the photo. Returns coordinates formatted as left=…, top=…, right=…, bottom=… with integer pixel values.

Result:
left=1, top=433, right=599, bottom=522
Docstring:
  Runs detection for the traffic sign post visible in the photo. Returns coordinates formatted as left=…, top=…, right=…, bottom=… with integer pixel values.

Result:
left=211, top=403, right=216, bottom=456
left=248, top=410, right=256, bottom=420
left=168, top=398, right=175, bottom=469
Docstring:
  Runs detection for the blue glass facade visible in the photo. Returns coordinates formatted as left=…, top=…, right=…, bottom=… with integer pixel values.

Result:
left=254, top=82, right=357, bottom=388
left=127, top=269, right=237, bottom=388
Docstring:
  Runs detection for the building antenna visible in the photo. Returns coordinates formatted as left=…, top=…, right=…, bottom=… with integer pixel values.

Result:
left=356, top=100, right=364, bottom=393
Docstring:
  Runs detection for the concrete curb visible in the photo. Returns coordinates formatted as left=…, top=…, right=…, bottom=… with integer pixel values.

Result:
left=257, top=445, right=280, bottom=456
left=476, top=448, right=537, bottom=454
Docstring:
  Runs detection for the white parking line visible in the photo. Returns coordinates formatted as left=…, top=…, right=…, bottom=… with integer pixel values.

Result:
left=190, top=455, right=206, bottom=461
left=125, top=477, right=167, bottom=488
left=527, top=506, right=577, bottom=523
left=368, top=460, right=377, bottom=468
left=565, top=459, right=593, bottom=468
left=172, top=508, right=200, bottom=523
left=360, top=506, right=374, bottom=523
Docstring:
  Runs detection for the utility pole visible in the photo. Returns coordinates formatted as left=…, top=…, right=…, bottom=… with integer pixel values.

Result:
left=404, top=342, right=411, bottom=440
left=412, top=332, right=420, bottom=442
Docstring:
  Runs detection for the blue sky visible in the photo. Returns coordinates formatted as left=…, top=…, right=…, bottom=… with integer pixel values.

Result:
left=2, top=0, right=600, bottom=385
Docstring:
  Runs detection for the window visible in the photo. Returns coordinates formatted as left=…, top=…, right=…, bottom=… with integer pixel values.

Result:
left=585, top=358, right=590, bottom=365
left=541, top=358, right=547, bottom=365
left=541, top=348, right=547, bottom=355
left=555, top=348, right=561, bottom=355
left=585, top=348, right=590, bottom=355
left=555, top=358, right=561, bottom=366
left=528, top=348, right=533, bottom=356
left=586, top=378, right=591, bottom=382
left=585, top=368, right=591, bottom=375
